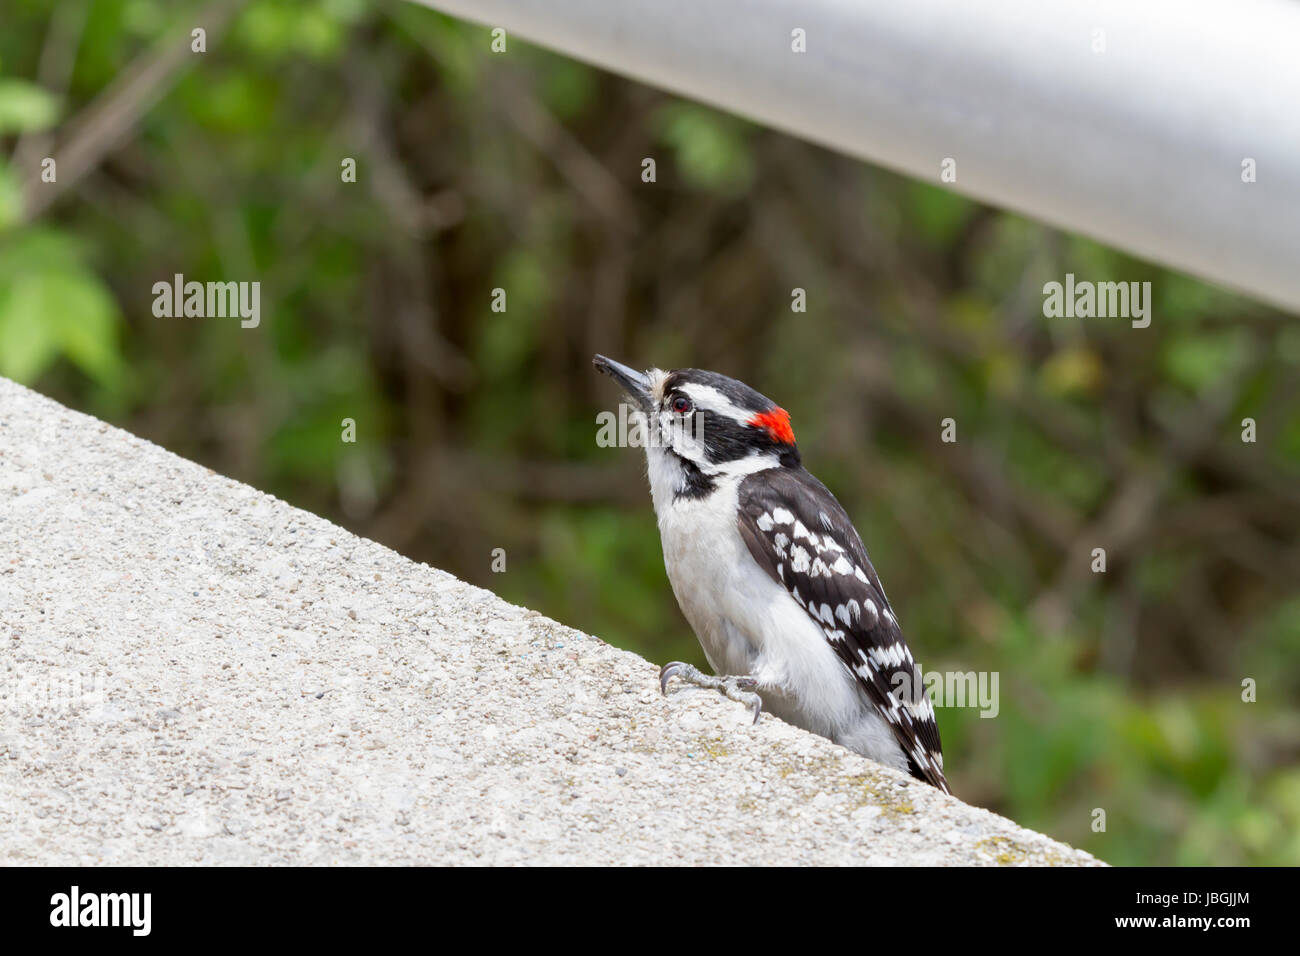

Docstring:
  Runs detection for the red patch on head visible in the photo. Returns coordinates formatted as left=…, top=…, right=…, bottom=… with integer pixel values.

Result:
left=749, top=406, right=795, bottom=445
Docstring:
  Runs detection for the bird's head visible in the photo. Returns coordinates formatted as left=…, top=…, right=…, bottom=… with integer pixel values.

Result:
left=593, top=355, right=800, bottom=491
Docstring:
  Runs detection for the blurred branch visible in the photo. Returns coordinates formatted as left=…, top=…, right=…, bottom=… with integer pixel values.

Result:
left=367, top=446, right=644, bottom=550
left=488, top=67, right=637, bottom=229
left=344, top=51, right=475, bottom=392
left=345, top=53, right=466, bottom=239
left=1031, top=368, right=1250, bottom=638
left=11, top=0, right=88, bottom=176
left=21, top=0, right=246, bottom=222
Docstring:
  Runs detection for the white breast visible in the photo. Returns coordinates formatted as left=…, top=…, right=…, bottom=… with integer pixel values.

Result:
left=643, top=448, right=906, bottom=772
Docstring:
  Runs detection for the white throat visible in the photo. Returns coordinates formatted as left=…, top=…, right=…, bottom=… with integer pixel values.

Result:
left=643, top=444, right=779, bottom=518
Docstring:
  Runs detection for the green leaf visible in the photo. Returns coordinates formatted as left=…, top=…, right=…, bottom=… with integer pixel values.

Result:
left=48, top=274, right=125, bottom=386
left=907, top=182, right=971, bottom=245
left=0, top=163, right=23, bottom=231
left=1040, top=346, right=1103, bottom=396
left=1162, top=330, right=1252, bottom=391
left=655, top=104, right=754, bottom=193
left=0, top=227, right=85, bottom=276
left=0, top=261, right=123, bottom=386
left=236, top=0, right=348, bottom=60
left=541, top=60, right=596, bottom=120
left=0, top=79, right=61, bottom=134
left=0, top=278, right=59, bottom=381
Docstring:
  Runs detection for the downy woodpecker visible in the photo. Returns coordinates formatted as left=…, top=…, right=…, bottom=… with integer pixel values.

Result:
left=594, top=355, right=949, bottom=793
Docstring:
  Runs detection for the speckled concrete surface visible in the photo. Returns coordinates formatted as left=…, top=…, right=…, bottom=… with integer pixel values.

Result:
left=0, top=377, right=1101, bottom=865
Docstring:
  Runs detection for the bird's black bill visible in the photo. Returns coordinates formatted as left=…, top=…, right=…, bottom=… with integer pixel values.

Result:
left=593, top=354, right=653, bottom=412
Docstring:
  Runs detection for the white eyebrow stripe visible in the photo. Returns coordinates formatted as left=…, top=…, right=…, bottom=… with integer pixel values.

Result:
left=703, top=452, right=779, bottom=477
left=678, top=382, right=756, bottom=425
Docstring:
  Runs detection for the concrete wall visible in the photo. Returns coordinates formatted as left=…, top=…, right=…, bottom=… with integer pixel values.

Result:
left=0, top=377, right=1099, bottom=865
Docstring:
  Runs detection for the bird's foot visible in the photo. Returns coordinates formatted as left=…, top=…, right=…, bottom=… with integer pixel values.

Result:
left=658, top=662, right=762, bottom=724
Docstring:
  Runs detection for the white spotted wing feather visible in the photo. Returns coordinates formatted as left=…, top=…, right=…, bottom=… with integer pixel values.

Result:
left=737, top=467, right=949, bottom=793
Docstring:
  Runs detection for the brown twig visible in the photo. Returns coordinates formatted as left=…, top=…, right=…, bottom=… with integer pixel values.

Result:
left=21, top=0, right=246, bottom=223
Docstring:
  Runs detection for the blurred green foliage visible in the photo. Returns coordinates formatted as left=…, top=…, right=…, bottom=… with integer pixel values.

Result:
left=2, top=0, right=1297, bottom=865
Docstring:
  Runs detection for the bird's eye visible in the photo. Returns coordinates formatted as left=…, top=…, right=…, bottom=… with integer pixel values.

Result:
left=672, top=396, right=693, bottom=414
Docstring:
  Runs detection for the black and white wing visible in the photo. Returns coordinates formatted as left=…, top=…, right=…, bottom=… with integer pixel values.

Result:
left=736, top=467, right=949, bottom=793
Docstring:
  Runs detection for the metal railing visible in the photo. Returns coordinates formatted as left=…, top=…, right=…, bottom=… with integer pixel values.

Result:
left=413, top=0, right=1300, bottom=314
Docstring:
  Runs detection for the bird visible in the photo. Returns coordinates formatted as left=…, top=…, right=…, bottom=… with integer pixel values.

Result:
left=593, top=355, right=949, bottom=793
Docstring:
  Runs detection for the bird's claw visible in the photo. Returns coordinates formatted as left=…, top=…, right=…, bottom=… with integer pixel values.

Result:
left=658, top=661, right=763, bottom=723
left=659, top=661, right=685, bottom=696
